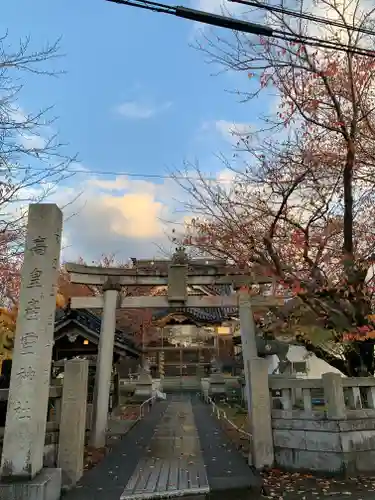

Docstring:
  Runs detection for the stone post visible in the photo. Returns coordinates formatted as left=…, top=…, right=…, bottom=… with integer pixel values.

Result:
left=322, top=372, right=346, bottom=419
left=366, top=385, right=375, bottom=409
left=239, top=291, right=274, bottom=469
left=238, top=290, right=258, bottom=415
left=0, top=204, right=62, bottom=481
left=58, top=359, right=89, bottom=488
left=247, top=358, right=274, bottom=469
left=90, top=278, right=120, bottom=448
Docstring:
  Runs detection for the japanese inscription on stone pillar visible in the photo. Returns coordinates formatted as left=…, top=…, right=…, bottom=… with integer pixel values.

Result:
left=0, top=204, right=63, bottom=480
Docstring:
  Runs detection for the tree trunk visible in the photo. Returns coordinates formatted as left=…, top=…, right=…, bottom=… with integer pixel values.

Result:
left=344, top=340, right=375, bottom=376
left=343, top=146, right=354, bottom=259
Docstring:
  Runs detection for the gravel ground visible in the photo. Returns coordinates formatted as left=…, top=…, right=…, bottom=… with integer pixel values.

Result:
left=261, top=469, right=375, bottom=499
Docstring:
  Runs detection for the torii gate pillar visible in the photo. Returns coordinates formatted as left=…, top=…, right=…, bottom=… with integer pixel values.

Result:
left=90, top=278, right=121, bottom=449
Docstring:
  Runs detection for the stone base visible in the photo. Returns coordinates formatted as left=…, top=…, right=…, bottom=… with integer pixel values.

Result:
left=0, top=468, right=62, bottom=500
left=133, top=387, right=153, bottom=402
left=209, top=373, right=225, bottom=383
left=209, top=381, right=226, bottom=396
left=209, top=374, right=226, bottom=396
left=134, top=379, right=153, bottom=400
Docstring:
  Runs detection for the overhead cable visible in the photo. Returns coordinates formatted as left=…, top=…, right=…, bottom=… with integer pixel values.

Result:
left=107, top=0, right=272, bottom=35
left=229, top=0, right=375, bottom=38
left=106, top=0, right=375, bottom=58
left=7, top=164, right=234, bottom=183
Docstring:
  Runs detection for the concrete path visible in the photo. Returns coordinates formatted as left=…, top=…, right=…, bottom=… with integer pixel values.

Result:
left=120, top=398, right=209, bottom=499
left=63, top=394, right=260, bottom=500
left=191, top=395, right=261, bottom=494
left=62, top=401, right=169, bottom=500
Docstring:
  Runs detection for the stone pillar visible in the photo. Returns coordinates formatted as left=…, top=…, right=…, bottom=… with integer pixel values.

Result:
left=58, top=359, right=89, bottom=488
left=238, top=290, right=258, bottom=415
left=90, top=278, right=120, bottom=448
left=239, top=291, right=274, bottom=469
left=0, top=204, right=62, bottom=481
left=247, top=358, right=274, bottom=469
left=322, top=372, right=346, bottom=419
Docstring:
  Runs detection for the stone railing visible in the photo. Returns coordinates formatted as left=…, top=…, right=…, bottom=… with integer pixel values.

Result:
left=269, top=374, right=375, bottom=415
left=269, top=373, right=375, bottom=475
left=158, top=376, right=201, bottom=392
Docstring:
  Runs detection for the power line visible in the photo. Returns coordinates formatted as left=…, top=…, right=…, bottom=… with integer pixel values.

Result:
left=106, top=0, right=375, bottom=58
left=107, top=0, right=272, bottom=35
left=230, top=0, right=375, bottom=38
left=9, top=164, right=234, bottom=183
left=9, top=165, right=349, bottom=187
left=271, top=28, right=373, bottom=57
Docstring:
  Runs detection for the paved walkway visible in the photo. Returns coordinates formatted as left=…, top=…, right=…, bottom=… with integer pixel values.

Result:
left=121, top=399, right=209, bottom=499
left=192, top=396, right=261, bottom=493
left=63, top=395, right=260, bottom=500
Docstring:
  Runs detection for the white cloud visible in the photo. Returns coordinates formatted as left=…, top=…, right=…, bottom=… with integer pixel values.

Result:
left=19, top=134, right=47, bottom=150
left=307, top=0, right=366, bottom=45
left=88, top=177, right=158, bottom=195
left=189, top=0, right=249, bottom=34
left=115, top=100, right=172, bottom=119
left=217, top=168, right=236, bottom=185
left=8, top=106, right=51, bottom=151
left=200, top=119, right=253, bottom=144
left=64, top=179, right=167, bottom=253
left=191, top=0, right=244, bottom=16
left=88, top=177, right=131, bottom=191
left=41, top=171, right=190, bottom=262
left=215, top=120, right=253, bottom=142
left=7, top=144, right=235, bottom=263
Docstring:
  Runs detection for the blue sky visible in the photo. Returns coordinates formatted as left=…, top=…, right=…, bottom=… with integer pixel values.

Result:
left=2, top=0, right=272, bottom=261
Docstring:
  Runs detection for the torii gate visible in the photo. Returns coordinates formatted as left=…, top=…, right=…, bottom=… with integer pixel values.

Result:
left=66, top=248, right=282, bottom=468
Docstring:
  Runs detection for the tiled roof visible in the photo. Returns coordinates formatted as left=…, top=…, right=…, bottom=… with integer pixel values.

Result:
left=54, top=308, right=140, bottom=357
left=198, top=284, right=238, bottom=317
left=152, top=306, right=227, bottom=324
left=151, top=283, right=238, bottom=324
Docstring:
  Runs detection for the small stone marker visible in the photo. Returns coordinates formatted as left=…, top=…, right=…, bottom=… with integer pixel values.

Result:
left=58, top=359, right=89, bottom=487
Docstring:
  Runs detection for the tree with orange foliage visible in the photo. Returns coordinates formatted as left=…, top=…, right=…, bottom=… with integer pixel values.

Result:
left=174, top=0, right=375, bottom=375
